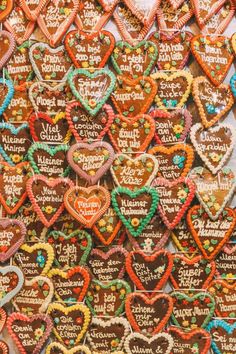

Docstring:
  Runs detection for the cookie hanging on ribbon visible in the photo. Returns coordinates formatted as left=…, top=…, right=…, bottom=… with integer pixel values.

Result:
left=108, top=114, right=155, bottom=155
left=26, top=176, right=74, bottom=227
left=150, top=70, right=193, bottom=110
left=0, top=161, right=31, bottom=215
left=189, top=166, right=236, bottom=220
left=75, top=0, right=111, bottom=32
left=113, top=2, right=152, bottom=45
left=64, top=186, right=111, bottom=228
left=37, top=0, right=79, bottom=47
left=47, top=230, right=92, bottom=268
left=191, top=34, right=233, bottom=86
left=68, top=68, right=116, bottom=116
left=65, top=30, right=115, bottom=68
left=126, top=249, right=173, bottom=292
left=0, top=30, right=15, bottom=70
left=169, top=254, right=216, bottom=289
left=111, top=75, right=157, bottom=117
left=48, top=266, right=91, bottom=304
left=7, top=313, right=53, bottom=354
left=111, top=186, right=159, bottom=237
left=66, top=102, right=114, bottom=142
left=0, top=218, right=26, bottom=262
left=0, top=122, right=31, bottom=166
left=187, top=205, right=236, bottom=260
left=67, top=141, right=114, bottom=185
left=0, top=265, right=24, bottom=307
left=29, top=112, right=71, bottom=144
left=149, top=31, right=193, bottom=70
left=85, top=279, right=131, bottom=317
left=190, top=123, right=236, bottom=174
left=124, top=332, right=173, bottom=354
left=29, top=43, right=72, bottom=81
left=13, top=242, right=54, bottom=277
left=111, top=40, right=158, bottom=77
left=125, top=292, right=173, bottom=335
left=192, top=76, right=234, bottom=128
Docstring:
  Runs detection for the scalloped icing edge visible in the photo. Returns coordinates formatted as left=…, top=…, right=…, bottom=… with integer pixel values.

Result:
left=46, top=343, right=92, bottom=354
left=124, top=332, right=174, bottom=354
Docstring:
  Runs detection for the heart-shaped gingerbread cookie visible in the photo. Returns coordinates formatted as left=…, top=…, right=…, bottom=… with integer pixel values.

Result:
left=0, top=218, right=26, bottom=262
left=207, top=319, right=236, bottom=354
left=208, top=280, right=236, bottom=318
left=124, top=332, right=173, bottom=354
left=0, top=30, right=15, bottom=70
left=46, top=342, right=92, bottom=354
left=0, top=265, right=24, bottom=307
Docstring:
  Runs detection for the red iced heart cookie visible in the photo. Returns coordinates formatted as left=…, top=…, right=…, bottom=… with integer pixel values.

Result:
left=37, top=0, right=79, bottom=47
left=152, top=177, right=196, bottom=230
left=19, top=0, right=48, bottom=21
left=126, top=250, right=173, bottom=292
left=169, top=254, right=216, bottom=289
left=187, top=205, right=236, bottom=260
left=202, top=0, right=235, bottom=34
left=0, top=0, right=13, bottom=22
left=125, top=292, right=173, bottom=335
left=0, top=340, right=8, bottom=353
left=208, top=280, right=236, bottom=318
left=0, top=218, right=26, bottom=262
left=191, top=0, right=226, bottom=27
left=26, top=175, right=74, bottom=228
left=0, top=31, right=15, bottom=70
left=191, top=34, right=233, bottom=86
left=0, top=161, right=31, bottom=215
left=64, top=186, right=110, bottom=228
left=65, top=29, right=115, bottom=68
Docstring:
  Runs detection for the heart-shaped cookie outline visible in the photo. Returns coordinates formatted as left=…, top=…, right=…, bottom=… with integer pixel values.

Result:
left=86, top=279, right=131, bottom=316
left=108, top=114, right=156, bottom=155
left=111, top=75, right=157, bottom=117
left=37, top=0, right=79, bottom=47
left=0, top=218, right=26, bottom=262
left=189, top=166, right=236, bottom=220
left=46, top=342, right=92, bottom=354
left=169, top=254, right=216, bottom=290
left=0, top=30, right=15, bottom=70
left=150, top=108, right=192, bottom=145
left=126, top=249, right=173, bottom=292
left=111, top=40, right=158, bottom=77
left=28, top=81, right=68, bottom=116
left=111, top=186, right=159, bottom=237
left=0, top=308, right=7, bottom=333
left=167, top=326, right=211, bottom=354
left=171, top=219, right=199, bottom=260
left=47, top=229, right=92, bottom=267
left=86, top=316, right=130, bottom=352
left=206, top=319, right=236, bottom=354
left=64, top=185, right=111, bottom=228
left=48, top=266, right=90, bottom=303
left=12, top=275, right=54, bottom=314
left=124, top=332, right=174, bottom=354
left=67, top=141, right=114, bottom=185
left=192, top=76, right=234, bottom=128
left=148, top=143, right=194, bottom=181
left=0, top=161, right=30, bottom=215
left=7, top=312, right=53, bottom=354
left=124, top=0, right=161, bottom=25
left=202, top=0, right=235, bottom=34
left=27, top=175, right=74, bottom=227
left=0, top=78, right=14, bottom=116
left=125, top=292, right=173, bottom=334
left=0, top=265, right=24, bottom=307
left=191, top=0, right=226, bottom=26
left=47, top=302, right=91, bottom=345
left=113, top=4, right=152, bottom=45
left=230, top=71, right=236, bottom=98
left=66, top=102, right=114, bottom=142
left=89, top=246, right=128, bottom=281
left=14, top=242, right=54, bottom=276
left=191, top=35, right=233, bottom=86
left=190, top=123, right=236, bottom=174
left=187, top=205, right=236, bottom=260
left=65, top=29, right=115, bottom=68
left=171, top=291, right=215, bottom=329
left=0, top=340, right=8, bottom=354
left=150, top=70, right=193, bottom=110
left=111, top=153, right=159, bottom=189
left=19, top=0, right=48, bottom=21
left=29, top=42, right=73, bottom=82
left=29, top=112, right=72, bottom=144
left=68, top=68, right=116, bottom=116
left=152, top=177, right=196, bottom=230
left=208, top=279, right=236, bottom=318
left=127, top=215, right=171, bottom=253
left=0, top=122, right=30, bottom=166
left=28, top=142, right=70, bottom=178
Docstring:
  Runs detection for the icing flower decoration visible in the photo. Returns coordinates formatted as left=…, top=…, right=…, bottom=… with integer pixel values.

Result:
left=173, top=155, right=186, bottom=169
left=205, top=103, right=216, bottom=114
left=34, top=328, right=44, bottom=339
left=163, top=99, right=178, bottom=108
left=36, top=253, right=45, bottom=268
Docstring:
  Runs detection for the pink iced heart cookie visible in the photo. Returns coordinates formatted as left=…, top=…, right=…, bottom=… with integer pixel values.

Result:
left=124, top=0, right=161, bottom=25
left=0, top=31, right=15, bottom=70
left=0, top=219, right=26, bottom=262
left=191, top=0, right=227, bottom=27
left=67, top=141, right=115, bottom=185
